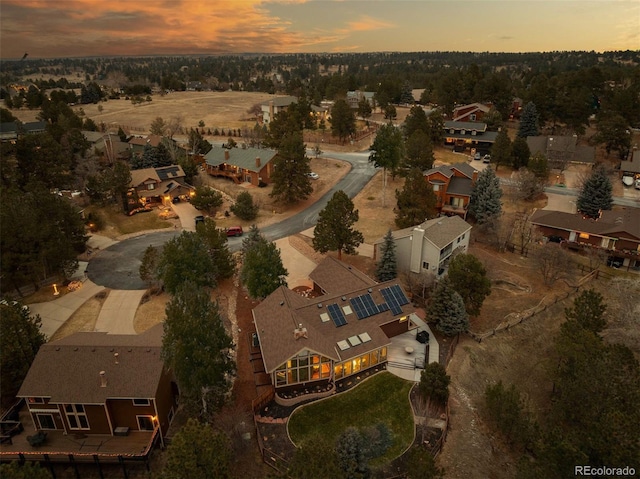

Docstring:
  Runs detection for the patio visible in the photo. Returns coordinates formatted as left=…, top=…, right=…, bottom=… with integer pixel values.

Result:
left=387, top=314, right=440, bottom=382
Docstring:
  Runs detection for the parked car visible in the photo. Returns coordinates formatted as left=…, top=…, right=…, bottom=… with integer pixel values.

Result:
left=622, top=175, right=634, bottom=187
left=195, top=215, right=205, bottom=226
left=548, top=235, right=564, bottom=243
left=482, top=154, right=491, bottom=164
left=307, top=172, right=319, bottom=180
left=226, top=226, right=243, bottom=237
left=473, top=152, right=482, bottom=160
left=172, top=196, right=180, bottom=203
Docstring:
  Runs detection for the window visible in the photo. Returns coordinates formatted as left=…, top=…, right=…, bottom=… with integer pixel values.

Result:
left=422, top=261, right=429, bottom=270
left=147, top=183, right=155, bottom=190
left=36, top=414, right=55, bottom=430
left=470, top=113, right=476, bottom=121
left=579, top=233, right=590, bottom=239
left=65, top=404, right=89, bottom=430
left=461, top=129, right=466, bottom=135
left=137, top=416, right=154, bottom=431
left=461, top=233, right=465, bottom=240
left=28, top=397, right=44, bottom=404
left=133, top=399, right=150, bottom=406
left=432, top=184, right=440, bottom=192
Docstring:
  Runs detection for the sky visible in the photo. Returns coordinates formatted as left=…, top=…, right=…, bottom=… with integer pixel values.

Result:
left=0, top=0, right=638, bottom=59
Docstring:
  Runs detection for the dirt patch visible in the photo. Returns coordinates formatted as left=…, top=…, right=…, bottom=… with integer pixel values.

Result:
left=49, top=290, right=109, bottom=341
left=134, top=291, right=169, bottom=333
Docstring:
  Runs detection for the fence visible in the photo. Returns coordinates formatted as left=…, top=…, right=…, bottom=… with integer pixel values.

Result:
left=467, top=270, right=599, bottom=343
left=251, top=386, right=274, bottom=415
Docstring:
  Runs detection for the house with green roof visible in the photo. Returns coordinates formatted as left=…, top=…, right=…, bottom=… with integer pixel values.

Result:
left=203, top=147, right=277, bottom=186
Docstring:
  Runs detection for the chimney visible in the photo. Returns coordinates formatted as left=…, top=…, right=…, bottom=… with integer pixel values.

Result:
left=255, top=157, right=261, bottom=168
left=269, top=101, right=274, bottom=122
left=224, top=150, right=229, bottom=161
left=114, top=352, right=119, bottom=364
left=293, top=323, right=308, bottom=340
left=99, top=371, right=107, bottom=388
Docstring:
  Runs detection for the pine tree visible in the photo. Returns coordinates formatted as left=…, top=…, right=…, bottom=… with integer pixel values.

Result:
left=400, top=80, right=414, bottom=105
left=577, top=164, right=613, bottom=218
left=270, top=131, right=313, bottom=204
left=429, top=277, right=469, bottom=336
left=335, top=427, right=370, bottom=479
left=230, top=191, right=258, bottom=221
left=491, top=129, right=512, bottom=170
left=240, top=237, right=288, bottom=299
left=469, top=167, right=503, bottom=226
left=369, top=122, right=405, bottom=204
left=157, top=232, right=216, bottom=294
left=195, top=218, right=236, bottom=280
left=511, top=136, right=531, bottom=169
left=330, top=99, right=356, bottom=144
left=403, top=130, right=435, bottom=172
left=395, top=168, right=437, bottom=228
left=447, top=253, right=492, bottom=317
left=162, top=286, right=235, bottom=417
left=313, top=190, right=364, bottom=260
left=376, top=230, right=397, bottom=281
left=139, top=245, right=160, bottom=288
left=419, top=362, right=451, bottom=404
left=403, top=105, right=429, bottom=139
left=517, top=102, right=540, bottom=138
left=564, top=289, right=607, bottom=334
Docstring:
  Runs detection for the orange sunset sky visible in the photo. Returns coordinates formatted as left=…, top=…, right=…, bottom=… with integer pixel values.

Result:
left=0, top=0, right=638, bottom=59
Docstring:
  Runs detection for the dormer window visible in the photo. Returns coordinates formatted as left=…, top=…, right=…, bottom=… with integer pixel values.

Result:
left=472, top=130, right=476, bottom=136
left=147, top=183, right=155, bottom=190
left=470, top=113, right=476, bottom=121
left=461, top=129, right=466, bottom=135
left=450, top=129, right=454, bottom=134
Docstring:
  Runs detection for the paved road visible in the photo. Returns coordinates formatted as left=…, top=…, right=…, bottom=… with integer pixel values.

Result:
left=87, top=150, right=376, bottom=290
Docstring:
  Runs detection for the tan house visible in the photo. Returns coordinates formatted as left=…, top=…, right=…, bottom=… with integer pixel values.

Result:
left=261, top=96, right=297, bottom=124
left=253, top=257, right=418, bottom=405
left=129, top=165, right=194, bottom=208
left=1, top=325, right=178, bottom=465
left=374, top=216, right=472, bottom=277
left=423, top=163, right=478, bottom=219
left=204, top=147, right=277, bottom=186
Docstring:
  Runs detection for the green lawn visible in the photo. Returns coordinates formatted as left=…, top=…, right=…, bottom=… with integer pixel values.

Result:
left=287, top=372, right=414, bottom=463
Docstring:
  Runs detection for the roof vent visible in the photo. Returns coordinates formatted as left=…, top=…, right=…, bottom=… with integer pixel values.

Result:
left=99, top=371, right=107, bottom=388
left=293, top=325, right=308, bottom=340
left=280, top=301, right=284, bottom=306
left=114, top=353, right=119, bottom=364
left=341, top=296, right=347, bottom=301
left=368, top=288, right=373, bottom=293
left=317, top=303, right=323, bottom=308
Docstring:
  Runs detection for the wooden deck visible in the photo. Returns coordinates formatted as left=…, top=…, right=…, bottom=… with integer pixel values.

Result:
left=0, top=409, right=156, bottom=462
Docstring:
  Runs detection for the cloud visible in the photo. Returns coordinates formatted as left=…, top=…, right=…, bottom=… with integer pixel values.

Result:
left=498, top=36, right=514, bottom=41
left=346, top=15, right=395, bottom=32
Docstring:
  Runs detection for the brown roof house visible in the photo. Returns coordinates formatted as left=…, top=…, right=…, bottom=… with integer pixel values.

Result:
left=253, top=257, right=419, bottom=406
left=423, top=163, right=479, bottom=219
left=374, top=216, right=472, bottom=277
left=451, top=103, right=492, bottom=122
left=128, top=165, right=194, bottom=208
left=530, top=208, right=640, bottom=271
left=2, top=325, right=178, bottom=465
left=526, top=135, right=595, bottom=169
left=204, top=147, right=276, bottom=186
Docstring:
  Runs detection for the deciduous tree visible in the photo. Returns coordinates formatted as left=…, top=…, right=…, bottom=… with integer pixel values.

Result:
left=534, top=243, right=572, bottom=286
left=576, top=164, right=612, bottom=218
left=375, top=230, right=397, bottom=282
left=429, top=277, right=469, bottom=336
left=162, top=285, right=235, bottom=417
left=313, top=190, right=364, bottom=260
left=447, top=253, right=491, bottom=317
left=160, top=418, right=232, bottom=479
left=395, top=168, right=437, bottom=228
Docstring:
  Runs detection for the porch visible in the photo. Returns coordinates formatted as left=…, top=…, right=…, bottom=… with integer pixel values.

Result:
left=441, top=204, right=468, bottom=219
left=205, top=164, right=243, bottom=183
left=0, top=407, right=158, bottom=462
left=387, top=314, right=439, bottom=382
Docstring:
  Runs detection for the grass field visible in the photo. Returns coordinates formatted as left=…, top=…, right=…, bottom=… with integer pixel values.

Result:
left=87, top=204, right=174, bottom=237
left=287, top=372, right=414, bottom=464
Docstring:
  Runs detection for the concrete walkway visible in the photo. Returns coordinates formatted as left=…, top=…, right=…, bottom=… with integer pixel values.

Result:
left=28, top=280, right=105, bottom=339
left=94, top=289, right=145, bottom=335
left=171, top=201, right=201, bottom=231
left=275, top=238, right=317, bottom=289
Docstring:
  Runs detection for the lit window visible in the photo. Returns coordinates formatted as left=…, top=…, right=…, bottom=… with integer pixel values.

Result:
left=579, top=233, right=589, bottom=239
left=147, top=183, right=155, bottom=190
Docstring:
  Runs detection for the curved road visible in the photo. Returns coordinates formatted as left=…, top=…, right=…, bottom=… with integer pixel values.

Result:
left=88, top=150, right=376, bottom=290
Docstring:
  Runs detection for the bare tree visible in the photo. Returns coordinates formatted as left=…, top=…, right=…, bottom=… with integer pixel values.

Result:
left=166, top=115, right=184, bottom=139
left=512, top=210, right=542, bottom=255
left=247, top=103, right=262, bottom=120
left=534, top=243, right=573, bottom=286
left=493, top=213, right=516, bottom=252
left=403, top=270, right=436, bottom=307
left=515, top=168, right=545, bottom=202
left=583, top=247, right=607, bottom=272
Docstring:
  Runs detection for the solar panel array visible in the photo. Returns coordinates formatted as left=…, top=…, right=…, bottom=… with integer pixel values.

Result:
left=380, top=285, right=410, bottom=316
left=349, top=294, right=392, bottom=320
left=327, top=303, right=347, bottom=327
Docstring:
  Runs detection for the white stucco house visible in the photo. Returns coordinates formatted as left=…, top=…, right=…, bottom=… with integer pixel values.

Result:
left=374, top=216, right=472, bottom=277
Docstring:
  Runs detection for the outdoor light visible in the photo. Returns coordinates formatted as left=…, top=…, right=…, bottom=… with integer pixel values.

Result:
left=53, top=284, right=59, bottom=296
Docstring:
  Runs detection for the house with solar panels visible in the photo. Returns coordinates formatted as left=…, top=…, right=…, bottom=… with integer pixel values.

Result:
left=252, top=257, right=419, bottom=403
left=128, top=165, right=194, bottom=208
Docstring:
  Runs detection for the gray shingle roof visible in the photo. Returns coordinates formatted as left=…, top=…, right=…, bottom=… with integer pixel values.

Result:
left=530, top=208, right=640, bottom=240
left=446, top=176, right=473, bottom=196
left=204, top=147, right=277, bottom=173
left=375, top=216, right=472, bottom=249
left=262, top=96, right=297, bottom=108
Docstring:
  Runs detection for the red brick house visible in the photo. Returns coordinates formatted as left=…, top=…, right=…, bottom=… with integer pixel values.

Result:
left=530, top=208, right=640, bottom=271
left=252, top=257, right=418, bottom=405
left=204, top=147, right=277, bottom=186
left=423, top=163, right=478, bottom=219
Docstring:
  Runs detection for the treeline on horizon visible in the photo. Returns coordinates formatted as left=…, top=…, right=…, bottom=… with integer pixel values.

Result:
left=2, top=50, right=639, bottom=131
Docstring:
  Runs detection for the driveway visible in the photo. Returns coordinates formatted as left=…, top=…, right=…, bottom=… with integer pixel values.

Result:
left=171, top=201, right=201, bottom=231
left=27, top=280, right=105, bottom=339
left=94, top=289, right=145, bottom=334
